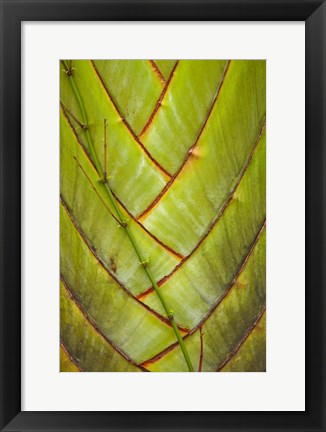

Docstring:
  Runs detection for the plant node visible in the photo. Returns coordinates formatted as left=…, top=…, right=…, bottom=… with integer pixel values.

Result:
left=63, top=67, right=75, bottom=76
left=117, top=219, right=129, bottom=229
left=140, top=257, right=150, bottom=268
left=97, top=175, right=112, bottom=184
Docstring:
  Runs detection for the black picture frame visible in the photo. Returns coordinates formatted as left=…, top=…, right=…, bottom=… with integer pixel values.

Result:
left=0, top=0, right=325, bottom=431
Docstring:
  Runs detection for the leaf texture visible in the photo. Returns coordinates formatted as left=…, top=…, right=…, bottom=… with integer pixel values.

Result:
left=60, top=59, right=266, bottom=372
left=152, top=60, right=177, bottom=80
left=92, top=60, right=164, bottom=135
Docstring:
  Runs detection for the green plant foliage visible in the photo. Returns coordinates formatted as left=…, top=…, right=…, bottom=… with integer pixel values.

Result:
left=60, top=59, right=266, bottom=372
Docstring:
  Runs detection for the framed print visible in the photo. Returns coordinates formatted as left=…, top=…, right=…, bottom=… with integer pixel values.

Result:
left=0, top=0, right=325, bottom=431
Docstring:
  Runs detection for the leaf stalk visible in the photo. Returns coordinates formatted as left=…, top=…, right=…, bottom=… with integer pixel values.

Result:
left=62, top=60, right=194, bottom=372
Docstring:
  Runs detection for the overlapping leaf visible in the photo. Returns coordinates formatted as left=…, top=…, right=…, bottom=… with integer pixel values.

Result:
left=60, top=59, right=266, bottom=372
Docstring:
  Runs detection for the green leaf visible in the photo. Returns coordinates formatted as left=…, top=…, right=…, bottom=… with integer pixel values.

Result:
left=140, top=60, right=228, bottom=174
left=139, top=61, right=266, bottom=256
left=142, top=130, right=266, bottom=329
left=152, top=60, right=177, bottom=80
left=92, top=60, right=164, bottom=135
left=60, top=60, right=170, bottom=216
left=60, top=59, right=266, bottom=372
left=60, top=344, right=81, bottom=372
left=144, top=227, right=266, bottom=372
left=219, top=310, right=266, bottom=372
left=60, top=109, right=181, bottom=297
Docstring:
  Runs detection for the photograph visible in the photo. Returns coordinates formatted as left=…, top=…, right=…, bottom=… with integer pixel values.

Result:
left=60, top=59, right=266, bottom=372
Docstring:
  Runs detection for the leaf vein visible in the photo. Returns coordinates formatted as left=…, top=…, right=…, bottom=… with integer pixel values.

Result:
left=149, top=60, right=166, bottom=84
left=90, top=60, right=172, bottom=179
left=140, top=220, right=266, bottom=366
left=60, top=198, right=188, bottom=333
left=60, top=338, right=85, bottom=372
left=217, top=305, right=266, bottom=371
left=61, top=104, right=183, bottom=260
left=139, top=60, right=179, bottom=138
left=138, top=120, right=266, bottom=299
left=61, top=275, right=148, bottom=371
left=137, top=60, right=231, bottom=221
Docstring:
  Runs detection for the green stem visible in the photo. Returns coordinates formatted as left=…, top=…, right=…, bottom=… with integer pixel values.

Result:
left=62, top=60, right=194, bottom=372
